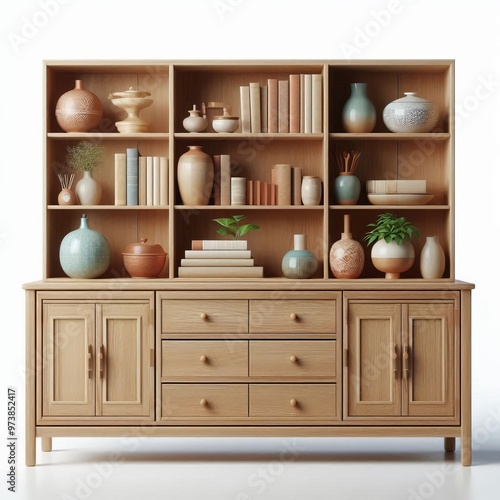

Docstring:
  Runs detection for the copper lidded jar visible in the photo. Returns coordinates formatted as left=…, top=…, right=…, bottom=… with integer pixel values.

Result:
left=122, top=238, right=167, bottom=278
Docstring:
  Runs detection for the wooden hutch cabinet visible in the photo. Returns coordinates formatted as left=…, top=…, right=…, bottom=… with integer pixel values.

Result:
left=24, top=59, right=473, bottom=466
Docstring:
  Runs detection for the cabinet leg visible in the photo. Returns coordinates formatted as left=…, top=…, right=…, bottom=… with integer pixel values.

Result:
left=444, top=437, right=455, bottom=452
left=26, top=432, right=36, bottom=467
left=42, top=437, right=52, bottom=452
left=461, top=431, right=472, bottom=466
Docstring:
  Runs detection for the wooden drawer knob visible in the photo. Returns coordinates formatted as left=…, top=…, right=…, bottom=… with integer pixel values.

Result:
left=200, top=398, right=208, bottom=407
left=290, top=398, right=298, bottom=407
left=290, top=355, right=298, bottom=363
left=290, top=313, right=298, bottom=321
left=200, top=355, right=208, bottom=363
left=200, top=313, right=208, bottom=320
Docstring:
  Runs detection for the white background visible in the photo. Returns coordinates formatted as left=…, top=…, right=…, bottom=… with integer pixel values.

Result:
left=1, top=0, right=499, bottom=499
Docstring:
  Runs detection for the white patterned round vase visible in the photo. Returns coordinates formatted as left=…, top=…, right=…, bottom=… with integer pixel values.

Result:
left=59, top=214, right=110, bottom=278
left=383, top=92, right=439, bottom=133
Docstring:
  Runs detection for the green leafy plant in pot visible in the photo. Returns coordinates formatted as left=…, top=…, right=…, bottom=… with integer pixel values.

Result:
left=364, top=212, right=420, bottom=279
left=212, top=215, right=260, bottom=239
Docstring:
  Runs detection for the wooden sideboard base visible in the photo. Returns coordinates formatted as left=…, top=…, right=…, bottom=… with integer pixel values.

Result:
left=28, top=426, right=470, bottom=466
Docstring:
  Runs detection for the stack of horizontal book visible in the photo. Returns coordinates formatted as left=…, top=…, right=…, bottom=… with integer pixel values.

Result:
left=178, top=240, right=263, bottom=278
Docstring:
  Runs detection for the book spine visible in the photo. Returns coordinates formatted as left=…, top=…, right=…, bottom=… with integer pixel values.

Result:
left=138, top=156, right=147, bottom=205
left=260, top=85, right=268, bottom=133
left=212, top=154, right=221, bottom=205
left=240, top=85, right=251, bottom=133
left=289, top=74, right=300, bottom=133
left=146, top=156, right=153, bottom=206
left=246, top=179, right=253, bottom=206
left=181, top=258, right=254, bottom=267
left=185, top=250, right=252, bottom=259
left=300, top=74, right=305, bottom=133
left=178, top=266, right=263, bottom=278
left=312, top=73, right=323, bottom=133
left=126, top=147, right=138, bottom=206
left=191, top=240, right=248, bottom=250
left=292, top=166, right=302, bottom=205
left=160, top=156, right=168, bottom=205
left=272, top=164, right=292, bottom=205
left=304, top=74, right=312, bottom=133
left=278, top=80, right=289, bottom=133
left=231, top=177, right=246, bottom=205
left=267, top=78, right=278, bottom=133
left=114, top=153, right=126, bottom=206
left=153, top=156, right=160, bottom=206
left=260, top=181, right=268, bottom=206
left=249, top=82, right=261, bottom=133
left=220, top=154, right=231, bottom=205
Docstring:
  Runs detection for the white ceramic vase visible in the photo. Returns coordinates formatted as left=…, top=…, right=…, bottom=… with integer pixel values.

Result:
left=177, top=145, right=214, bottom=205
left=301, top=176, right=322, bottom=205
left=75, top=171, right=101, bottom=205
left=420, top=236, right=445, bottom=279
left=371, top=239, right=415, bottom=279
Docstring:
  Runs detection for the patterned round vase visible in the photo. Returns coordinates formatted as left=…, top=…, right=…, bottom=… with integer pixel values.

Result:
left=55, top=80, right=103, bottom=132
left=371, top=239, right=415, bottom=279
left=282, top=234, right=318, bottom=279
left=329, top=215, right=364, bottom=279
left=59, top=214, right=110, bottom=278
left=342, top=83, right=376, bottom=133
left=334, top=173, right=360, bottom=205
left=75, top=170, right=101, bottom=205
left=177, top=145, right=214, bottom=205
left=420, top=235, right=445, bottom=279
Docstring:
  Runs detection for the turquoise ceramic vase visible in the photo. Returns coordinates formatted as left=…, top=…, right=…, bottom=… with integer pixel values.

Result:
left=334, top=173, right=361, bottom=205
left=342, top=82, right=376, bottom=133
left=281, top=234, right=318, bottom=279
left=59, top=214, right=110, bottom=278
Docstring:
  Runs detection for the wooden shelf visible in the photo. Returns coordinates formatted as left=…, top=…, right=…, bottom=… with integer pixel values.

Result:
left=48, top=133, right=169, bottom=140
left=174, top=133, right=324, bottom=140
left=47, top=205, right=169, bottom=210
left=330, top=132, right=450, bottom=141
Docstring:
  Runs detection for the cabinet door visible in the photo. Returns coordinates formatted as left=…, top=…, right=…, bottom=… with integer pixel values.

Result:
left=404, top=302, right=457, bottom=417
left=97, top=303, right=153, bottom=418
left=42, top=303, right=95, bottom=417
left=345, top=302, right=401, bottom=418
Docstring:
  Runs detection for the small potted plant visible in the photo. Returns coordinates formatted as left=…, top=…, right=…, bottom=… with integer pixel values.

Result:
left=212, top=215, right=260, bottom=239
left=66, top=141, right=105, bottom=205
left=364, top=212, right=420, bottom=279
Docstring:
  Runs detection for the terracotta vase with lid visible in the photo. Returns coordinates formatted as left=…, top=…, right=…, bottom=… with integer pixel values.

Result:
left=55, top=80, right=103, bottom=132
left=122, top=238, right=167, bottom=278
left=177, top=145, right=214, bottom=205
left=329, top=215, right=364, bottom=279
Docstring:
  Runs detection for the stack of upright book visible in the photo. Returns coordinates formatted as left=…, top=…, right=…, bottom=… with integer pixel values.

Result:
left=178, top=240, right=263, bottom=278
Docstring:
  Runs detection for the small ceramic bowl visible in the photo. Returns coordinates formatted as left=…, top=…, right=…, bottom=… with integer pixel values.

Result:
left=212, top=108, right=239, bottom=133
left=122, top=238, right=166, bottom=278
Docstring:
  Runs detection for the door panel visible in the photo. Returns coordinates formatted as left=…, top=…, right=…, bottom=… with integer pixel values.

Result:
left=97, top=303, right=153, bottom=418
left=42, top=303, right=95, bottom=417
left=345, top=303, right=401, bottom=418
left=404, top=302, right=456, bottom=417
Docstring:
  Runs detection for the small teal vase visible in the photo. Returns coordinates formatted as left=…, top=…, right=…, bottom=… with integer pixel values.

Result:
left=334, top=173, right=361, bottom=205
left=342, top=82, right=376, bottom=133
left=282, top=234, right=318, bottom=279
left=59, top=214, right=110, bottom=278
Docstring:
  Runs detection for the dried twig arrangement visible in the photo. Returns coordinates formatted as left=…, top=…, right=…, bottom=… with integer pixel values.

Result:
left=58, top=173, right=75, bottom=190
left=335, top=149, right=361, bottom=174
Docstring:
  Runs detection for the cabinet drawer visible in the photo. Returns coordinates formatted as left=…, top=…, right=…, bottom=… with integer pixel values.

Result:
left=249, top=300, right=336, bottom=334
left=162, top=341, right=248, bottom=378
left=162, top=300, right=248, bottom=334
left=161, top=384, right=248, bottom=418
left=249, top=384, right=337, bottom=418
left=249, top=341, right=336, bottom=378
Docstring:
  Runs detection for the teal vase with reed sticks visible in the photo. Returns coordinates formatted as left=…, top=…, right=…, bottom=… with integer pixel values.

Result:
left=334, top=149, right=362, bottom=205
left=335, top=173, right=361, bottom=205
